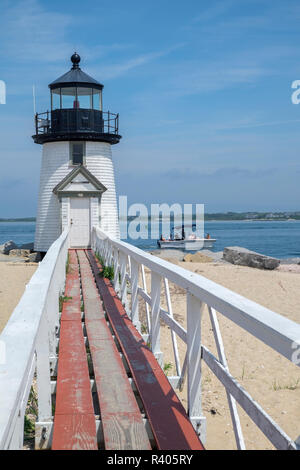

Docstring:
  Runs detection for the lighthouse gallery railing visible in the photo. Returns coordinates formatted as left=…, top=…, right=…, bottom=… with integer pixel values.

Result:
left=92, top=227, right=300, bottom=450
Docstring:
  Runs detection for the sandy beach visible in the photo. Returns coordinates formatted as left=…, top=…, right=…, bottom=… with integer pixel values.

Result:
left=0, top=254, right=37, bottom=333
left=140, top=256, right=300, bottom=450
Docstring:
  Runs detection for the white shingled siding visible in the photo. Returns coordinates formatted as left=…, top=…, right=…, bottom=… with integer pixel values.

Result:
left=34, top=141, right=119, bottom=252
left=85, top=142, right=119, bottom=239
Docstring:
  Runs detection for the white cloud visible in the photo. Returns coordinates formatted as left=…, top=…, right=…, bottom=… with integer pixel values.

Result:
left=0, top=0, right=73, bottom=62
left=192, top=0, right=238, bottom=23
left=92, top=43, right=186, bottom=80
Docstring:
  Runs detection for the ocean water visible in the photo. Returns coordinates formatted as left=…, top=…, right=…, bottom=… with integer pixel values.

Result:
left=126, top=220, right=300, bottom=259
left=1, top=220, right=300, bottom=259
left=0, top=222, right=36, bottom=247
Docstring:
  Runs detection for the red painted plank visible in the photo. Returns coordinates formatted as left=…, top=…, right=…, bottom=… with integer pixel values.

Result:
left=54, top=321, right=94, bottom=416
left=52, top=250, right=97, bottom=451
left=60, top=250, right=82, bottom=322
left=88, top=250, right=204, bottom=451
left=53, top=414, right=98, bottom=451
left=77, top=250, right=151, bottom=450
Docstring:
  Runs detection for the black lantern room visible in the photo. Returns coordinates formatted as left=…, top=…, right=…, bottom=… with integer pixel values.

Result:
left=33, top=53, right=121, bottom=144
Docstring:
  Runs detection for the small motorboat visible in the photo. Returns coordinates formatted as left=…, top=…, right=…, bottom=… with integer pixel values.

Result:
left=157, top=224, right=216, bottom=250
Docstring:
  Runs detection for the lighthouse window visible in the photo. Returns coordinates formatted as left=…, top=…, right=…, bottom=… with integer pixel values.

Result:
left=77, top=87, right=93, bottom=109
left=61, top=87, right=77, bottom=109
left=51, top=88, right=61, bottom=110
left=93, top=89, right=102, bottom=111
left=70, top=142, right=85, bottom=165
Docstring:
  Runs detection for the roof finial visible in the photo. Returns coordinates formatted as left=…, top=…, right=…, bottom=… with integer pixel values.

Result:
left=71, top=52, right=81, bottom=69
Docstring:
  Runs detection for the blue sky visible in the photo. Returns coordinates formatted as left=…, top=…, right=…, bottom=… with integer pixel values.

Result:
left=0, top=0, right=300, bottom=217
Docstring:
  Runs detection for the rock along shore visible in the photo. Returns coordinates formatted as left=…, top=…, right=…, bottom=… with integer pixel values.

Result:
left=149, top=246, right=299, bottom=271
left=0, top=240, right=40, bottom=263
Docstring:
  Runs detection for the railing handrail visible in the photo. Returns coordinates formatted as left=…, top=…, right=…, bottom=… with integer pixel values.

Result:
left=93, top=227, right=300, bottom=364
left=35, top=109, right=119, bottom=136
left=0, top=229, right=69, bottom=449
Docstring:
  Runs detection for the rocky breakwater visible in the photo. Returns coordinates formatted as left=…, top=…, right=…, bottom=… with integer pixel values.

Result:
left=0, top=240, right=41, bottom=263
left=223, top=246, right=280, bottom=270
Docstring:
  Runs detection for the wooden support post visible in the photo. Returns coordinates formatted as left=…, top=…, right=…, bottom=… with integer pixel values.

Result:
left=208, top=306, right=245, bottom=449
left=119, top=252, right=128, bottom=312
left=186, top=293, right=206, bottom=443
left=36, top=317, right=52, bottom=422
left=150, top=272, right=163, bottom=366
left=130, top=258, right=140, bottom=332
left=113, top=247, right=120, bottom=294
left=108, top=242, right=113, bottom=267
left=141, top=265, right=151, bottom=334
left=164, top=278, right=181, bottom=377
left=104, top=239, right=109, bottom=265
left=35, top=315, right=53, bottom=449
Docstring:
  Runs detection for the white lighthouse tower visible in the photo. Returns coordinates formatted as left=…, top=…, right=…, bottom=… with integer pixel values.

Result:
left=33, top=53, right=121, bottom=253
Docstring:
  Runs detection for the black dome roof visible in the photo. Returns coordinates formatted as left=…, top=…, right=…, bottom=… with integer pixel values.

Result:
left=49, top=53, right=103, bottom=90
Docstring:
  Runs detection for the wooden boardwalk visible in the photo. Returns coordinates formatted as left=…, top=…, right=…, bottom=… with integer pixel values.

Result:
left=52, top=249, right=204, bottom=451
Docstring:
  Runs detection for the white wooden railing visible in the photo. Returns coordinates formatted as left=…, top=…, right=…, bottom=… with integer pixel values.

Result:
left=0, top=229, right=69, bottom=450
left=92, top=227, right=300, bottom=450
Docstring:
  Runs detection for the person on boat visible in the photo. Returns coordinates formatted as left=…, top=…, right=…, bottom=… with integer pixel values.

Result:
left=160, top=234, right=166, bottom=241
left=206, top=233, right=211, bottom=239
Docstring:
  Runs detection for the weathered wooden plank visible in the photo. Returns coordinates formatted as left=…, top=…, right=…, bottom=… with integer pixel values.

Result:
left=52, top=250, right=97, bottom=451
left=60, top=249, right=82, bottom=322
left=77, top=250, right=151, bottom=450
left=53, top=414, right=98, bottom=451
left=54, top=321, right=94, bottom=416
left=88, top=250, right=204, bottom=451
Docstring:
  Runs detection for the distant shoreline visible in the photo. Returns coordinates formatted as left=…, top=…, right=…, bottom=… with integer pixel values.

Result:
left=1, top=212, right=300, bottom=223
left=0, top=218, right=36, bottom=222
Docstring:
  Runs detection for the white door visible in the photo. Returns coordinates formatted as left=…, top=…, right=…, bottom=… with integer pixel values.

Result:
left=70, top=198, right=91, bottom=247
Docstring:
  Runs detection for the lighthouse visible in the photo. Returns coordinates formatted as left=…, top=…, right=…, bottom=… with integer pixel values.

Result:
left=33, top=53, right=121, bottom=253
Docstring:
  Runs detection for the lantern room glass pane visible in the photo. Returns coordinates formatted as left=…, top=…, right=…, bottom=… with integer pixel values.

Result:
left=93, top=89, right=102, bottom=111
left=51, top=88, right=61, bottom=110
left=61, top=87, right=77, bottom=109
left=77, top=87, right=92, bottom=109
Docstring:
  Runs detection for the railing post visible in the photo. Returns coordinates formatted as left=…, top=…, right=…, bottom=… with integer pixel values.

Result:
left=35, top=314, right=52, bottom=449
left=113, top=247, right=120, bottom=294
left=119, top=252, right=128, bottom=311
left=103, top=239, right=108, bottom=265
left=208, top=306, right=245, bottom=449
left=150, top=272, right=163, bottom=366
left=130, top=258, right=141, bottom=332
left=108, top=242, right=113, bottom=267
left=186, top=293, right=206, bottom=443
left=164, top=278, right=181, bottom=377
left=141, top=264, right=151, bottom=334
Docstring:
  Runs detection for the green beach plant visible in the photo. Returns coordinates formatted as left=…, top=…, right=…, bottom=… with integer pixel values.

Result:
left=163, top=362, right=173, bottom=376
left=59, top=295, right=72, bottom=312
